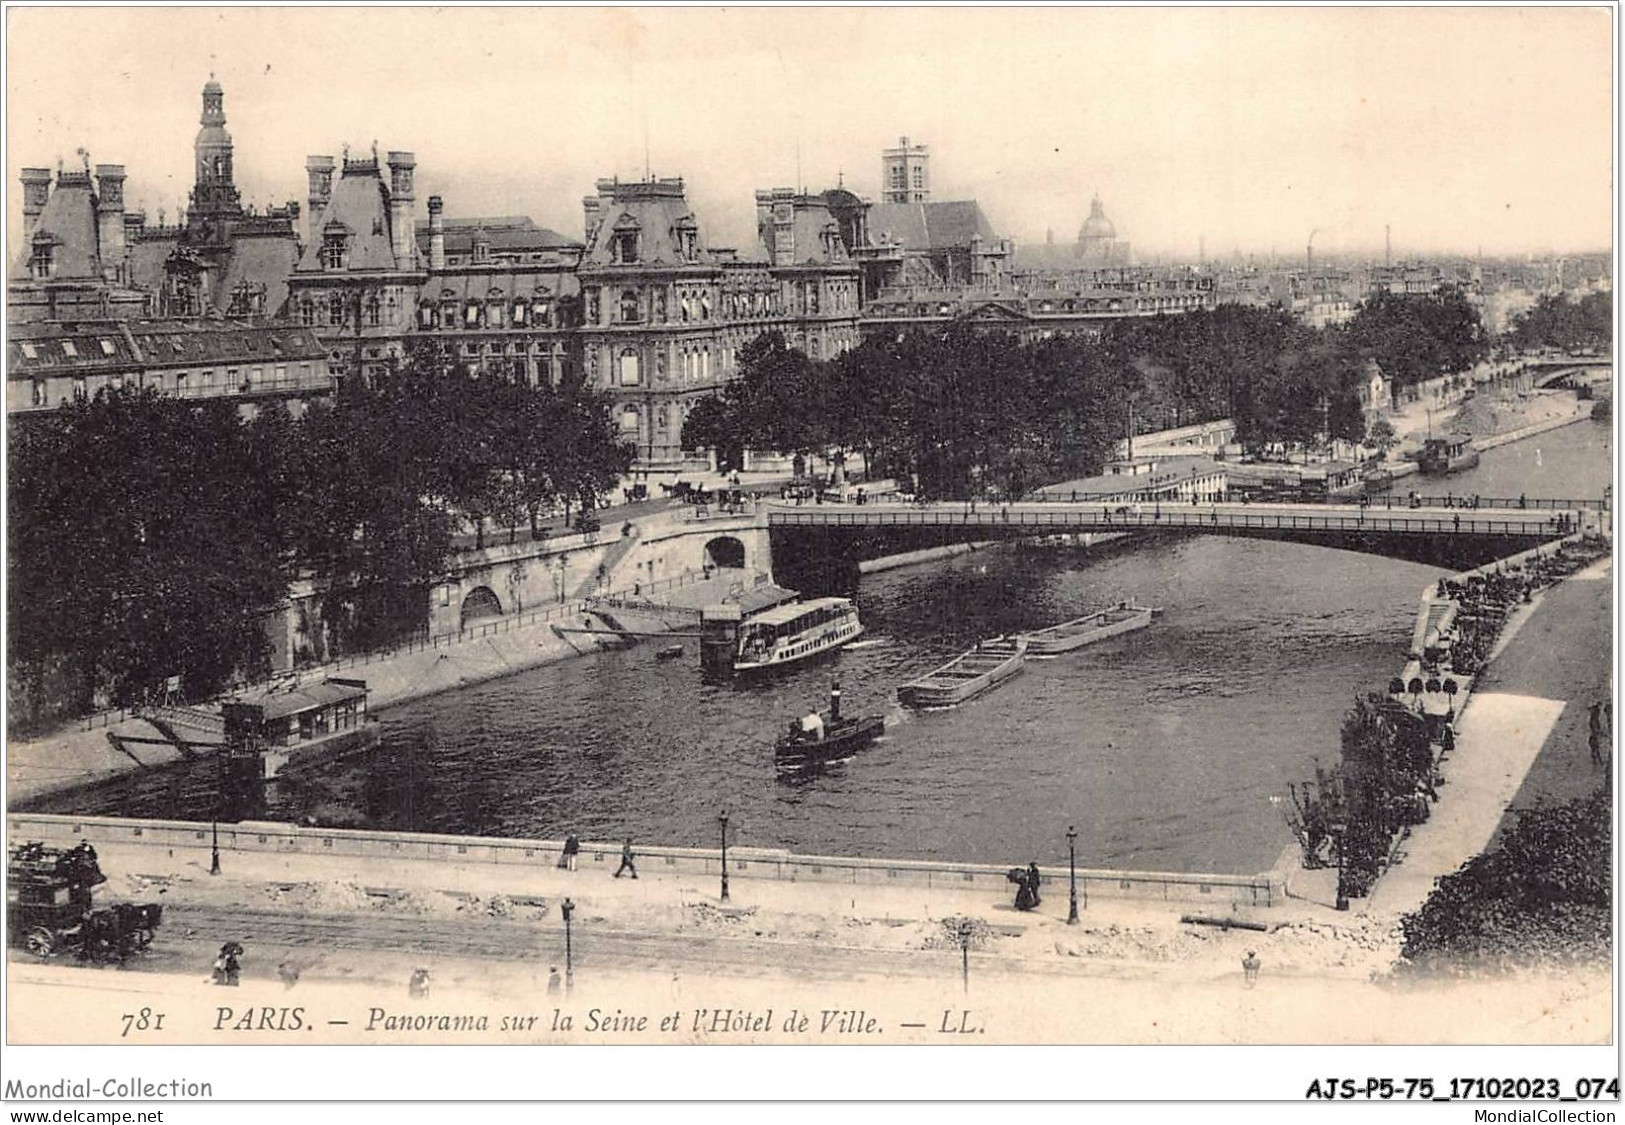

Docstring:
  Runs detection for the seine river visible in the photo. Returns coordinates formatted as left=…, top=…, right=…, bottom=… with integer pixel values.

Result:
left=49, top=416, right=1611, bottom=874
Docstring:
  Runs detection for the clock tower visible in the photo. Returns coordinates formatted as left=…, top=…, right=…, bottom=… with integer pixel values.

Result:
left=191, top=75, right=242, bottom=226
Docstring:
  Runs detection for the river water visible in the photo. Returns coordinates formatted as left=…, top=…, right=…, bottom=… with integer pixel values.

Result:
left=46, top=418, right=1611, bottom=874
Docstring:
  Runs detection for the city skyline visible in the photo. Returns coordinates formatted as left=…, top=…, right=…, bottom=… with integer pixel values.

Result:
left=6, top=6, right=1614, bottom=260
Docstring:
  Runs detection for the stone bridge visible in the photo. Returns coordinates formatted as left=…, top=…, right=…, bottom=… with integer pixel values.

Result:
left=1527, top=357, right=1612, bottom=389
left=428, top=510, right=772, bottom=638
left=765, top=498, right=1596, bottom=586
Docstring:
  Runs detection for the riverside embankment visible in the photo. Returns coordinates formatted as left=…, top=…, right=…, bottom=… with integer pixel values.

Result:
left=10, top=414, right=1609, bottom=868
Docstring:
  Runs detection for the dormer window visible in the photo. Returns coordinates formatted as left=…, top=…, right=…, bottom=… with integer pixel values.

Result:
left=673, top=217, right=699, bottom=262
left=61, top=340, right=78, bottom=359
left=473, top=239, right=491, bottom=265
left=611, top=229, right=639, bottom=264
left=321, top=228, right=350, bottom=270
left=29, top=239, right=55, bottom=279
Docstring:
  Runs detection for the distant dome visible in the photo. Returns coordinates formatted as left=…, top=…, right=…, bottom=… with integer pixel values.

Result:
left=203, top=77, right=223, bottom=94
left=1078, top=194, right=1116, bottom=241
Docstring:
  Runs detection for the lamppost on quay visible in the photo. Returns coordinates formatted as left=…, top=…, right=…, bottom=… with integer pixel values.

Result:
left=718, top=811, right=730, bottom=902
left=210, top=818, right=221, bottom=876
left=1331, top=820, right=1350, bottom=912
left=1066, top=825, right=1080, bottom=924
left=957, top=919, right=973, bottom=994
left=561, top=897, right=575, bottom=991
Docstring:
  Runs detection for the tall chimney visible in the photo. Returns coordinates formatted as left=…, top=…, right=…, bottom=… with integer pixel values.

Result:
left=94, top=164, right=127, bottom=283
left=583, top=195, right=603, bottom=244
left=771, top=189, right=795, bottom=268
left=305, top=155, right=335, bottom=242
left=20, top=168, right=51, bottom=240
left=427, top=195, right=445, bottom=271
left=386, top=151, right=416, bottom=266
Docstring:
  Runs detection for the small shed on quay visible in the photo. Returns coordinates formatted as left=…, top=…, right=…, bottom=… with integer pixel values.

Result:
left=222, top=677, right=370, bottom=749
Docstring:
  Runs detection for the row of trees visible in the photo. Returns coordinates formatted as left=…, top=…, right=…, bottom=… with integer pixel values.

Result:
left=1505, top=291, right=1613, bottom=355
left=8, top=346, right=632, bottom=727
left=683, top=287, right=1489, bottom=500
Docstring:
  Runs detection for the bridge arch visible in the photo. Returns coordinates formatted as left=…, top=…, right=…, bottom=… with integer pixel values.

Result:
left=704, top=535, right=747, bottom=569
left=459, top=585, right=505, bottom=628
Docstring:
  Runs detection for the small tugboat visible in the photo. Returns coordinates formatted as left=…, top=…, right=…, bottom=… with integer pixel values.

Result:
left=1022, top=602, right=1156, bottom=657
left=897, top=635, right=1028, bottom=708
left=775, top=682, right=885, bottom=774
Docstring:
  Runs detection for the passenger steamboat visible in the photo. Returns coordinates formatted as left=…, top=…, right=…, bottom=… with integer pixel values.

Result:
left=734, top=597, right=864, bottom=674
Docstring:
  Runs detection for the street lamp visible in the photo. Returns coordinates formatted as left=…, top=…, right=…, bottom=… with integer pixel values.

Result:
left=210, top=818, right=221, bottom=876
left=957, top=919, right=973, bottom=994
left=1331, top=821, right=1350, bottom=912
left=561, top=897, right=575, bottom=991
left=718, top=811, right=730, bottom=902
left=1066, top=826, right=1080, bottom=924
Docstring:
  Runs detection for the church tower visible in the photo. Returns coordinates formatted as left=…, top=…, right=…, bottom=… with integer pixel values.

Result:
left=881, top=136, right=929, bottom=204
left=191, top=75, right=242, bottom=223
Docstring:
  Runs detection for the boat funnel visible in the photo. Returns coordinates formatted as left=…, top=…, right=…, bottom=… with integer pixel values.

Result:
left=830, top=681, right=842, bottom=722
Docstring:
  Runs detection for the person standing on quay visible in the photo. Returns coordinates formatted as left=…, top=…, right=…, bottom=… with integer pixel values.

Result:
left=1242, top=951, right=1261, bottom=987
left=614, top=838, right=638, bottom=879
left=560, top=833, right=581, bottom=871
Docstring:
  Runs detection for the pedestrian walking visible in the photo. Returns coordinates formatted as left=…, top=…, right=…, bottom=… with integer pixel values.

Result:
left=613, top=838, right=638, bottom=879
left=547, top=967, right=562, bottom=995
left=560, top=833, right=581, bottom=871
left=1242, top=951, right=1261, bottom=987
left=1026, top=862, right=1042, bottom=908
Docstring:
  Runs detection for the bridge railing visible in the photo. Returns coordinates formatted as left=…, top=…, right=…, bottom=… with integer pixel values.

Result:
left=1034, top=491, right=1605, bottom=512
left=768, top=505, right=1576, bottom=538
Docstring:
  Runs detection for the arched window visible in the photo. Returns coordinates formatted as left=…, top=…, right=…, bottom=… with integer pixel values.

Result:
left=700, top=296, right=711, bottom=321
left=619, top=349, right=641, bottom=386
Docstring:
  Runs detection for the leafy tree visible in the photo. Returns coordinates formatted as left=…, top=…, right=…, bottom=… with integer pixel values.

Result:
left=681, top=394, right=744, bottom=474
left=1346, top=286, right=1489, bottom=390
left=1398, top=787, right=1611, bottom=974
left=8, top=388, right=291, bottom=719
left=1507, top=292, right=1613, bottom=354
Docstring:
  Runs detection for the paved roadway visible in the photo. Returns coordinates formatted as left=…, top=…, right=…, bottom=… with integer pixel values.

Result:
left=765, top=497, right=1583, bottom=540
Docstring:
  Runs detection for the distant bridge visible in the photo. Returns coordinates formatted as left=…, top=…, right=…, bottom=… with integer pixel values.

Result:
left=1526, top=355, right=1612, bottom=389
left=766, top=498, right=1595, bottom=577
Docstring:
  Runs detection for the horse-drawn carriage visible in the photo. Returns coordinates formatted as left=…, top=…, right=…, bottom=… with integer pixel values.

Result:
left=7, top=841, right=163, bottom=963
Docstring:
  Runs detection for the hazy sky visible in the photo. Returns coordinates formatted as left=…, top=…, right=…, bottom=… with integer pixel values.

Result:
left=6, top=6, right=1614, bottom=259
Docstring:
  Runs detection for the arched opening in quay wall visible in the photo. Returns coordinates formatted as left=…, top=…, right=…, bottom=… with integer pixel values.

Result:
left=704, top=536, right=747, bottom=570
left=459, top=585, right=505, bottom=629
